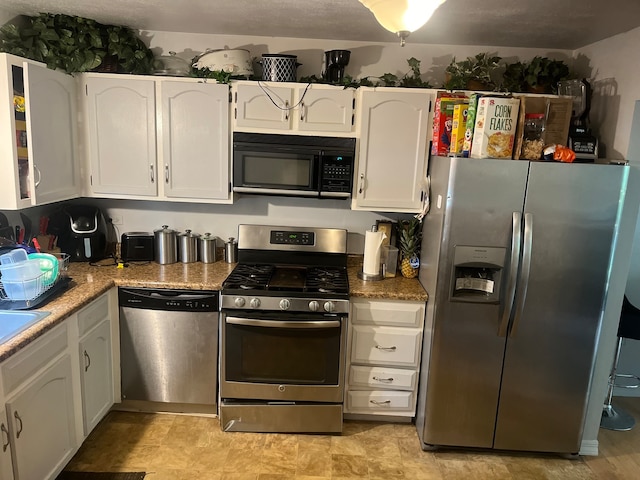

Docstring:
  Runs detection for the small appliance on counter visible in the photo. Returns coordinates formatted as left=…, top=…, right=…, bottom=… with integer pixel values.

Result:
left=121, top=232, right=154, bottom=262
left=50, top=206, right=114, bottom=262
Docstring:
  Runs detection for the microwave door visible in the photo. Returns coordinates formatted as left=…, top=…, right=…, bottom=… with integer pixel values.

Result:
left=233, top=147, right=319, bottom=197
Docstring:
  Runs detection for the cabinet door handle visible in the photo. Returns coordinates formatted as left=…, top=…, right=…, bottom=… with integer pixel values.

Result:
left=33, top=165, right=42, bottom=188
left=14, top=411, right=23, bottom=438
left=150, top=165, right=155, bottom=183
left=1, top=423, right=9, bottom=452
left=372, top=376, right=394, bottom=383
left=300, top=101, right=305, bottom=121
left=84, top=350, right=91, bottom=372
left=375, top=345, right=397, bottom=352
left=165, top=164, right=170, bottom=184
left=358, top=173, right=365, bottom=194
left=370, top=400, right=392, bottom=405
left=284, top=100, right=289, bottom=121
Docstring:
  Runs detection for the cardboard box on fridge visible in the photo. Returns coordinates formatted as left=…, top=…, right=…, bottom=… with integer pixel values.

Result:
left=431, top=92, right=468, bottom=157
left=512, top=95, right=573, bottom=159
left=449, top=101, right=470, bottom=155
left=470, top=96, right=521, bottom=159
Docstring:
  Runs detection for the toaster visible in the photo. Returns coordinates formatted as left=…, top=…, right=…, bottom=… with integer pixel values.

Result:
left=121, top=232, right=154, bottom=262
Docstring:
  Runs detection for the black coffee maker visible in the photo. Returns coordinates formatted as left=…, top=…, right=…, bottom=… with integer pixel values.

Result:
left=323, top=50, right=351, bottom=83
left=50, top=206, right=114, bottom=262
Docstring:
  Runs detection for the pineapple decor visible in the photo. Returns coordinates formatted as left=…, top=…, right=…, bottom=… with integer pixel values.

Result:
left=399, top=217, right=422, bottom=278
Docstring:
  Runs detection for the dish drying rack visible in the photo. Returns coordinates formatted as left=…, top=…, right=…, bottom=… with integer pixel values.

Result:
left=0, top=253, right=71, bottom=310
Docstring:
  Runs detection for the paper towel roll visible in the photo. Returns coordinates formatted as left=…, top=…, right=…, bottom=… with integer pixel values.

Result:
left=363, top=230, right=386, bottom=275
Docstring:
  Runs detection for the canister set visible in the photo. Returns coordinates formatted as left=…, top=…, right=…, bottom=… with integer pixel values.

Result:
left=154, top=225, right=237, bottom=264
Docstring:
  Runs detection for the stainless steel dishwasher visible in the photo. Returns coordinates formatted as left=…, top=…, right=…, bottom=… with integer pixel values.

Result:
left=118, top=287, right=219, bottom=411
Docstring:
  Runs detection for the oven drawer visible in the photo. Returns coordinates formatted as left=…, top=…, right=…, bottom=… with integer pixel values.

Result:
left=351, top=325, right=422, bottom=368
left=347, top=390, right=415, bottom=413
left=349, top=365, right=417, bottom=391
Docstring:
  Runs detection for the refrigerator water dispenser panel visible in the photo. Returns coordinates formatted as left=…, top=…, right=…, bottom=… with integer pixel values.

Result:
left=451, top=246, right=505, bottom=303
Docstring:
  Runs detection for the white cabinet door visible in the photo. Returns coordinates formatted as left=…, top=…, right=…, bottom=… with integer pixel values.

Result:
left=85, top=76, right=157, bottom=196
left=79, top=319, right=113, bottom=437
left=0, top=409, right=13, bottom=480
left=161, top=81, right=230, bottom=200
left=296, top=86, right=354, bottom=133
left=353, top=88, right=433, bottom=212
left=233, top=82, right=292, bottom=130
left=7, top=355, right=76, bottom=480
left=25, top=62, right=79, bottom=205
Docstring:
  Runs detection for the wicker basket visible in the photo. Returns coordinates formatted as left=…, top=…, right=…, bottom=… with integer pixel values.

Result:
left=93, top=55, right=120, bottom=73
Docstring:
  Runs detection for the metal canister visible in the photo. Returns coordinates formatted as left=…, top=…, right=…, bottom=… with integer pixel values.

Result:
left=178, top=229, right=200, bottom=263
left=225, top=237, right=238, bottom=263
left=199, top=233, right=218, bottom=263
left=153, top=225, right=177, bottom=264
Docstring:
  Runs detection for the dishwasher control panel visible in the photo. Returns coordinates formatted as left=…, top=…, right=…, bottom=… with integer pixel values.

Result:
left=119, top=287, right=219, bottom=311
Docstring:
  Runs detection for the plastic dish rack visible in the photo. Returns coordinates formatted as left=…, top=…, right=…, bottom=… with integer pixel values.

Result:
left=0, top=253, right=70, bottom=309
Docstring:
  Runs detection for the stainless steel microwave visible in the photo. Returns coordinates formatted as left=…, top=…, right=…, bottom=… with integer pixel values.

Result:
left=233, top=132, right=356, bottom=199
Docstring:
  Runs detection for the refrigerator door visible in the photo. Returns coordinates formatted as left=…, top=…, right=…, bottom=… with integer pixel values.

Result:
left=421, top=157, right=529, bottom=448
left=494, top=162, right=629, bottom=453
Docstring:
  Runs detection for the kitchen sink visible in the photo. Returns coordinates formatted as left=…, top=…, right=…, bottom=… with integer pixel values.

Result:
left=0, top=310, right=50, bottom=345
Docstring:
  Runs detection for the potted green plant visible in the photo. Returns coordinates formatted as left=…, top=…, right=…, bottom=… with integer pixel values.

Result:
left=0, top=13, right=154, bottom=74
left=444, top=52, right=502, bottom=91
left=502, top=56, right=570, bottom=94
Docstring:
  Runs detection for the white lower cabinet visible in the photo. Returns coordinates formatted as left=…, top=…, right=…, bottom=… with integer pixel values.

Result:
left=1, top=322, right=77, bottom=480
left=345, top=298, right=425, bottom=418
left=77, top=293, right=114, bottom=437
left=0, top=409, right=13, bottom=480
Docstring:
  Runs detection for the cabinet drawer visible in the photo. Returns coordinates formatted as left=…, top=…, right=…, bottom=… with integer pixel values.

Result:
left=78, top=293, right=109, bottom=337
left=347, top=390, right=414, bottom=413
left=2, top=321, right=68, bottom=395
left=349, top=365, right=417, bottom=391
left=351, top=299, right=425, bottom=327
left=351, top=325, right=422, bottom=368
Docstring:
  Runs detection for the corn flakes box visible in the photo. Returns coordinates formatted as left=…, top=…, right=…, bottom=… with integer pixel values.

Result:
left=449, top=101, right=470, bottom=155
left=470, top=96, right=521, bottom=159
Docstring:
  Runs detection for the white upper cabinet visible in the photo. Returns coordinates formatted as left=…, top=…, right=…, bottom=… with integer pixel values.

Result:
left=232, top=81, right=355, bottom=135
left=160, top=81, right=230, bottom=200
left=83, top=73, right=232, bottom=203
left=352, top=87, right=434, bottom=213
left=0, top=54, right=79, bottom=210
left=84, top=75, right=157, bottom=197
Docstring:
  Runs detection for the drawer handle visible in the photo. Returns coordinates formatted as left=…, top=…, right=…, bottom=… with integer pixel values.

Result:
left=372, top=376, right=394, bottom=383
left=14, top=411, right=23, bottom=438
left=370, top=400, right=392, bottom=406
left=1, top=423, right=9, bottom=452
left=375, top=345, right=397, bottom=352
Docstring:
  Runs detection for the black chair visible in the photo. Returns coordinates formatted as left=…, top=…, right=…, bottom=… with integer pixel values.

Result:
left=601, top=295, right=640, bottom=430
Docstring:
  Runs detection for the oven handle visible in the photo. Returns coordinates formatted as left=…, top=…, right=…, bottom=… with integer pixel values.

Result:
left=226, top=317, right=341, bottom=329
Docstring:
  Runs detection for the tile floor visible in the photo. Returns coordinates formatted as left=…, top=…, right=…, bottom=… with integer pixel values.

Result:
left=62, top=408, right=611, bottom=479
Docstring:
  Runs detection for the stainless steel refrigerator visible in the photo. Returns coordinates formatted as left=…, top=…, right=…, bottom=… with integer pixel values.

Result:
left=415, top=156, right=631, bottom=454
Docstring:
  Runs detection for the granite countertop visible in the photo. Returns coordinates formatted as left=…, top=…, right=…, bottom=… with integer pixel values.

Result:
left=0, top=256, right=427, bottom=362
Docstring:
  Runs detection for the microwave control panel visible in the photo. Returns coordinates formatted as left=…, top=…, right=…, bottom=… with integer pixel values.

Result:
left=320, top=155, right=353, bottom=192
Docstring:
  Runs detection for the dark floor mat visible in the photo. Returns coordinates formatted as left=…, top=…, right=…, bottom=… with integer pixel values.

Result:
left=56, top=472, right=145, bottom=480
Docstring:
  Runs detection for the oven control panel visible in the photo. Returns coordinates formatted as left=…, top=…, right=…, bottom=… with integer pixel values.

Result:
left=270, top=230, right=315, bottom=246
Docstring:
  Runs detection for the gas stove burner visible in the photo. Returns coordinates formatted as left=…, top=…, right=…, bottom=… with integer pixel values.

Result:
left=306, top=267, right=349, bottom=294
left=223, top=264, right=274, bottom=290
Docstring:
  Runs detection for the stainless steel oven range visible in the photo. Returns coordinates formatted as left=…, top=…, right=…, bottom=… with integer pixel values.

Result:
left=219, top=224, right=349, bottom=433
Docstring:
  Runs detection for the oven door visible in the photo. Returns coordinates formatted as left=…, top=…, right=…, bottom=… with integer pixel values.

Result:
left=220, top=311, right=346, bottom=403
left=233, top=143, right=320, bottom=197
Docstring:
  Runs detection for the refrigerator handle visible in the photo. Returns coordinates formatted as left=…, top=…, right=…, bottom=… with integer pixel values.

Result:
left=510, top=212, right=533, bottom=338
left=498, top=212, right=522, bottom=337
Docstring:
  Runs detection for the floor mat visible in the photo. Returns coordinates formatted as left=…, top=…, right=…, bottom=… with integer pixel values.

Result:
left=56, top=472, right=145, bottom=480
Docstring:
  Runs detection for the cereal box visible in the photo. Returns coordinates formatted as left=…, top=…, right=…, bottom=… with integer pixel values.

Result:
left=470, top=96, right=521, bottom=159
left=461, top=93, right=482, bottom=157
left=432, top=93, right=467, bottom=157
left=449, top=101, right=469, bottom=155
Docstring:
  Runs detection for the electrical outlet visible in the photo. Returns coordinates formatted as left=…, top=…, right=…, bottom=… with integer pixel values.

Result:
left=110, top=215, right=123, bottom=225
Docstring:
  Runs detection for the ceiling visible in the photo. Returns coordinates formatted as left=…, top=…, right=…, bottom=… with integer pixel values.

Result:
left=2, top=0, right=640, bottom=50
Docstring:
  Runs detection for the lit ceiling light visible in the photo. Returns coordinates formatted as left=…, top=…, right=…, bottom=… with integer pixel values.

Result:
left=359, top=0, right=446, bottom=46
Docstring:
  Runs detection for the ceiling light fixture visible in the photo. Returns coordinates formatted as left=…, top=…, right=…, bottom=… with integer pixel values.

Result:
left=359, top=0, right=446, bottom=46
